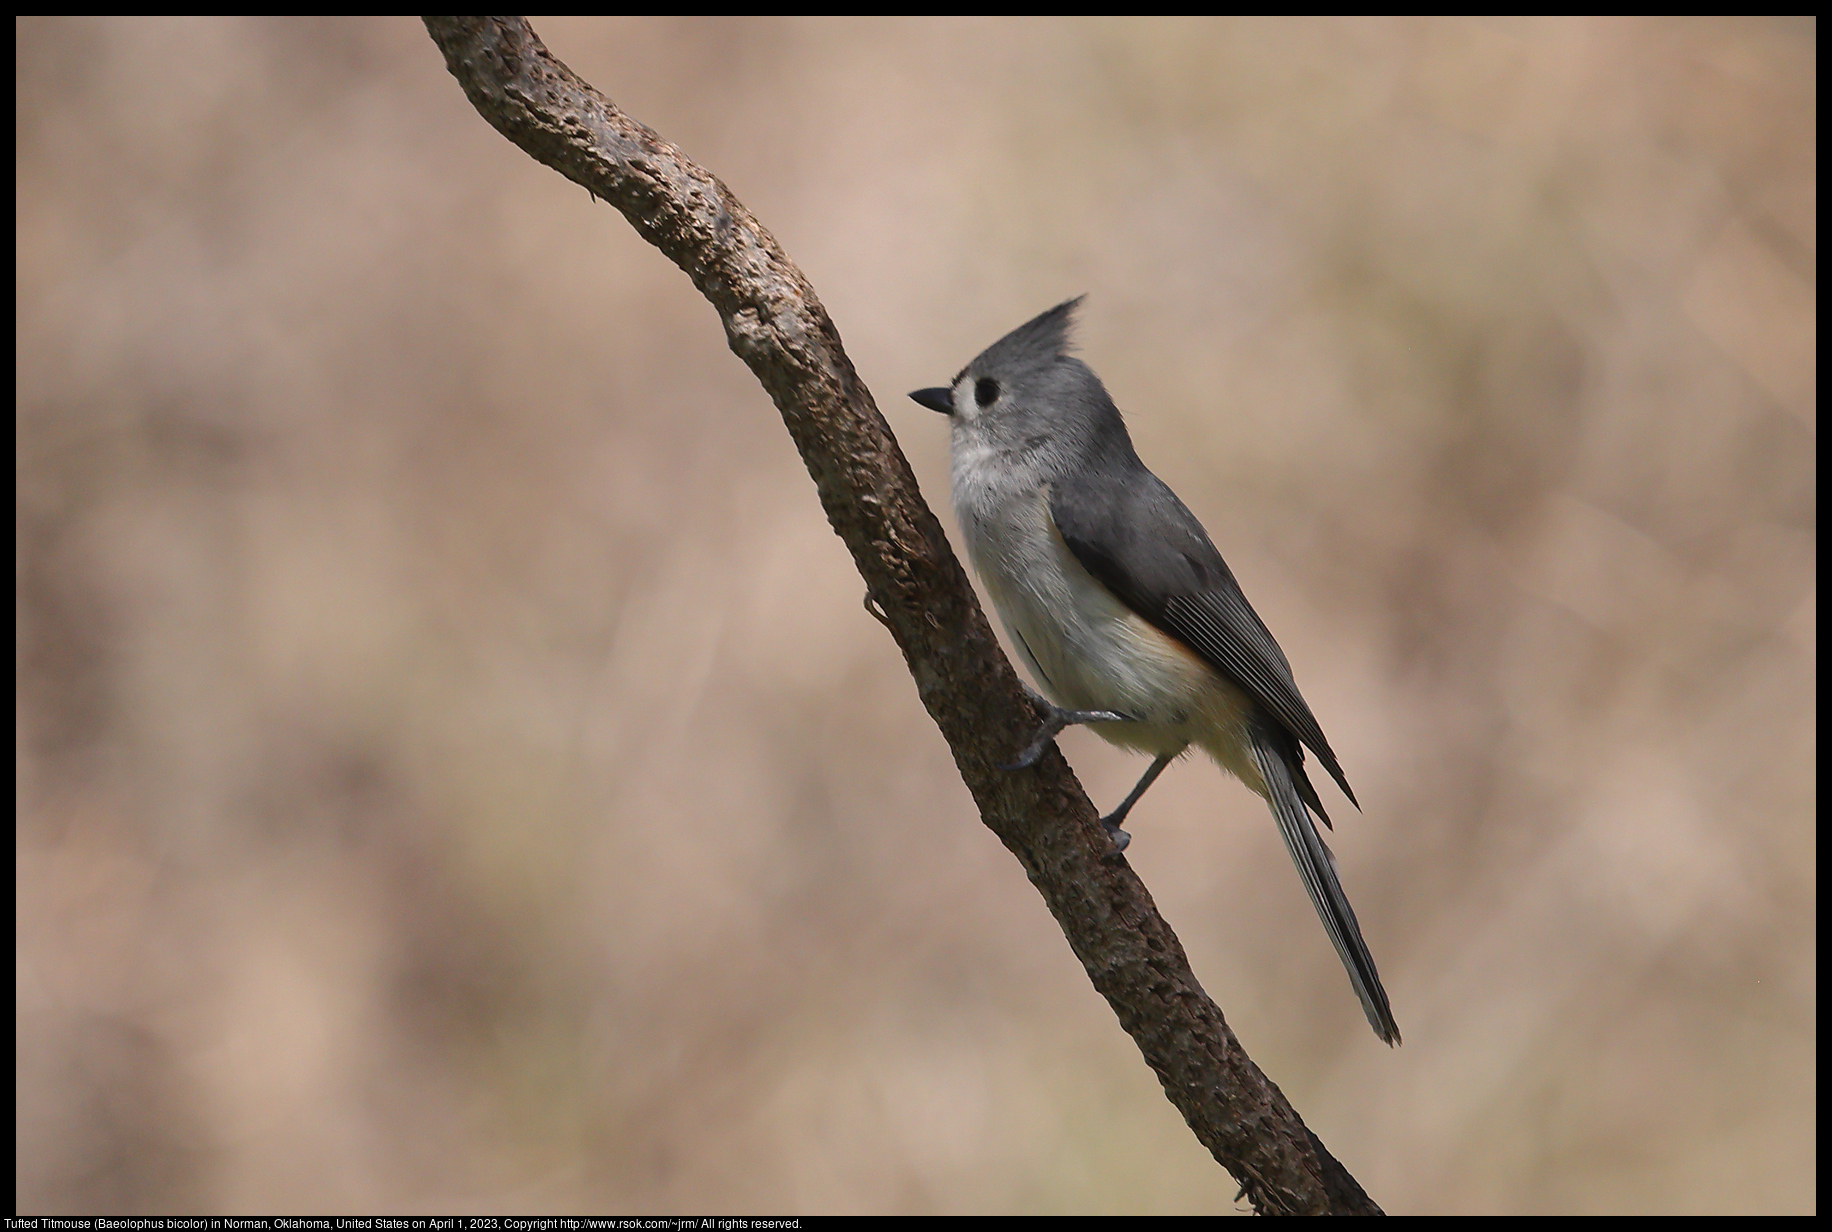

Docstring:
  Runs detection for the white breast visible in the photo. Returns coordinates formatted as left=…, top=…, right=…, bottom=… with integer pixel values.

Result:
left=952, top=476, right=1249, bottom=762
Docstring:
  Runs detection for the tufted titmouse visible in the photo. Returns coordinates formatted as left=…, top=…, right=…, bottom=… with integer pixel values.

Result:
left=910, top=298, right=1399, bottom=1044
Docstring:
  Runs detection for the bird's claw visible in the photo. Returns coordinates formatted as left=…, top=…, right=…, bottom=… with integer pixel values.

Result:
left=1001, top=705, right=1132, bottom=771
left=1101, top=816, right=1132, bottom=853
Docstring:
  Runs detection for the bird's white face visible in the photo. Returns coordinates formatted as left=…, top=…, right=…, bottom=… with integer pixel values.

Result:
left=944, top=369, right=1010, bottom=427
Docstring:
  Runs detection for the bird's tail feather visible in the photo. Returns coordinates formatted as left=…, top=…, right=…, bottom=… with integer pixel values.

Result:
left=1249, top=732, right=1400, bottom=1045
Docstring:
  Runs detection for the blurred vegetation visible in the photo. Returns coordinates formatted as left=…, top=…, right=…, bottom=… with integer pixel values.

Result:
left=17, top=16, right=1814, bottom=1214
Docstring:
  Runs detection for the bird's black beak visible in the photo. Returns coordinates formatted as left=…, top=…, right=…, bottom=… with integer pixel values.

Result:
left=909, top=387, right=954, bottom=416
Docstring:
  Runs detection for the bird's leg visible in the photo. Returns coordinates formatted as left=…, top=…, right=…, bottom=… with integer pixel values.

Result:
left=1098, top=746, right=1183, bottom=852
left=1001, top=692, right=1133, bottom=772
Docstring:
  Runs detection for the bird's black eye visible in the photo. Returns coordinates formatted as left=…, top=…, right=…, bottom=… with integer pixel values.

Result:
left=974, top=377, right=1000, bottom=408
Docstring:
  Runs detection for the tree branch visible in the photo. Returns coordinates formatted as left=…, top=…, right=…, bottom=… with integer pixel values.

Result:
left=422, top=17, right=1382, bottom=1215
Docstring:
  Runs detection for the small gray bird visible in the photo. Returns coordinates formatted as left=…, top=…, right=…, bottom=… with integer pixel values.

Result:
left=910, top=298, right=1399, bottom=1044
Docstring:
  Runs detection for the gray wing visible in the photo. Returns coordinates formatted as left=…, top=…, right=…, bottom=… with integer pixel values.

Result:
left=1049, top=468, right=1358, bottom=811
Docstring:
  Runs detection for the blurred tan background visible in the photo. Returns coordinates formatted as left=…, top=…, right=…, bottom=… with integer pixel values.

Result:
left=16, top=16, right=1815, bottom=1215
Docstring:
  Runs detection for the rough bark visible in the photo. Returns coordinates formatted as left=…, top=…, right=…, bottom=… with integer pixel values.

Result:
left=422, top=16, right=1383, bottom=1215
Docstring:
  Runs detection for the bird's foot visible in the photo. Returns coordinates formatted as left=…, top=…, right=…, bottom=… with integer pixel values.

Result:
left=1000, top=699, right=1133, bottom=772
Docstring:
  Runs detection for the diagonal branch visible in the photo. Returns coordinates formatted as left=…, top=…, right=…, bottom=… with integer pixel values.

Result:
left=423, top=17, right=1382, bottom=1215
